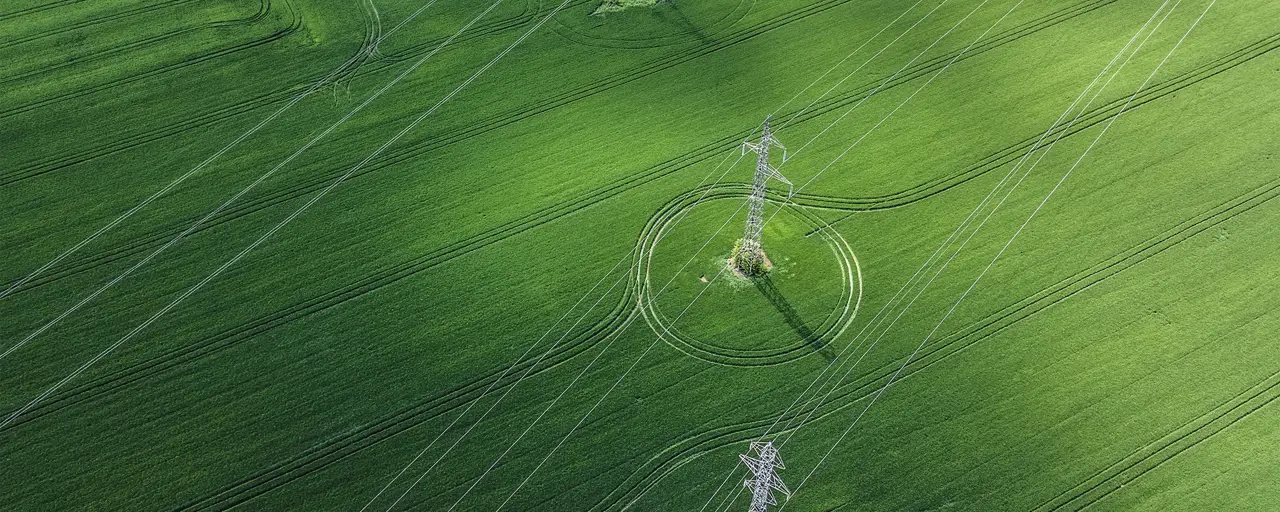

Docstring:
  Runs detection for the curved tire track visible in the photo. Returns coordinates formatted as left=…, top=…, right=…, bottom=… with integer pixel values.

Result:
left=583, top=164, right=1280, bottom=511
left=0, top=1, right=545, bottom=188
left=0, top=0, right=301, bottom=123
left=0, top=0, right=202, bottom=52
left=4, top=0, right=1120, bottom=297
left=0, top=0, right=272, bottom=87
left=76, top=4, right=1280, bottom=510
left=3, top=1, right=1236, bottom=435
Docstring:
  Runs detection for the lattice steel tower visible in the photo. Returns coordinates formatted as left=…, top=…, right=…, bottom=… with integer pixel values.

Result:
left=740, top=441, right=791, bottom=512
left=734, top=116, right=792, bottom=276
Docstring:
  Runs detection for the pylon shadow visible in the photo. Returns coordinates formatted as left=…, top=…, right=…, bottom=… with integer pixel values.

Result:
left=752, top=274, right=835, bottom=361
left=657, top=1, right=716, bottom=45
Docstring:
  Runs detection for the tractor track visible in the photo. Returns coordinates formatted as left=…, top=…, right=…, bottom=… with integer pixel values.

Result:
left=0, top=0, right=83, bottom=23
left=0, top=0, right=274, bottom=88
left=6, top=0, right=1254, bottom=504
left=547, top=0, right=754, bottom=50
left=633, top=183, right=861, bottom=366
left=17, top=47, right=1266, bottom=503
left=369, top=0, right=552, bottom=64
left=4, top=0, right=1272, bottom=509
left=1038, top=365, right=1280, bottom=511
left=174, top=306, right=642, bottom=511
left=188, top=27, right=1280, bottom=507
left=798, top=26, right=1280, bottom=229
left=131, top=137, right=1280, bottom=510
left=1, top=144, right=737, bottom=437
left=321, top=0, right=391, bottom=95
left=0, top=137, right=739, bottom=433
left=0, top=0, right=301, bottom=122
left=2, top=0, right=1248, bottom=434
left=0, top=0, right=202, bottom=52
left=329, top=0, right=543, bottom=88
left=3, top=0, right=1116, bottom=296
left=2, top=0, right=1099, bottom=188
left=582, top=156, right=1280, bottom=512
left=171, top=231, right=655, bottom=511
left=1029, top=188, right=1280, bottom=512
left=0, top=1, right=545, bottom=188
left=168, top=168, right=760, bottom=510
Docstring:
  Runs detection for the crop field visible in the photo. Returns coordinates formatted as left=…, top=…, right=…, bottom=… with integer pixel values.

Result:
left=3, top=0, right=1280, bottom=510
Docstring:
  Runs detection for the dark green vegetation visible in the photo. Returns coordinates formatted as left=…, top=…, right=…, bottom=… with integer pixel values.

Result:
left=3, top=0, right=1279, bottom=509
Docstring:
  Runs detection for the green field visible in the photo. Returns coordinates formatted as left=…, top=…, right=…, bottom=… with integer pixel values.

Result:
left=3, top=0, right=1279, bottom=509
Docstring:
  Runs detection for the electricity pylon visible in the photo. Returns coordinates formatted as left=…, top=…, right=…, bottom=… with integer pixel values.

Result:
left=740, top=441, right=791, bottom=512
left=734, top=116, right=792, bottom=276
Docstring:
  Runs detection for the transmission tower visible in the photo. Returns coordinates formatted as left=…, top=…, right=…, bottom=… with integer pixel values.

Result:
left=734, top=116, right=792, bottom=276
left=740, top=441, right=791, bottom=512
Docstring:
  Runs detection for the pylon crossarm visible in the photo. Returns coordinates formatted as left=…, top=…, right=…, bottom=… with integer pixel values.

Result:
left=764, top=166, right=794, bottom=201
left=766, top=166, right=790, bottom=185
left=770, top=475, right=792, bottom=498
left=770, top=141, right=787, bottom=164
left=740, top=456, right=767, bottom=474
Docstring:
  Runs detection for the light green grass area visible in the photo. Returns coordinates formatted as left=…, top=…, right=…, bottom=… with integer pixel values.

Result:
left=2, top=0, right=1279, bottom=510
left=593, top=0, right=664, bottom=15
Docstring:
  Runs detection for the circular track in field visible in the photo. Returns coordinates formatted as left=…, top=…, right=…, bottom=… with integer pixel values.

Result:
left=550, top=0, right=753, bottom=49
left=636, top=186, right=861, bottom=366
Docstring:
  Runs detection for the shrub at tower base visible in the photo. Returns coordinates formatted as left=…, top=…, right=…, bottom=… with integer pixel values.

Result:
left=731, top=238, right=773, bottom=278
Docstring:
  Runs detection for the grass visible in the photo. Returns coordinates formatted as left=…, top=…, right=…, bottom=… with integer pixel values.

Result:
left=2, top=0, right=1279, bottom=510
left=593, top=0, right=664, bottom=16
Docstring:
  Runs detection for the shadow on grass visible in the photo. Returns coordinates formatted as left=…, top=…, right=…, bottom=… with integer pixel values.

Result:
left=658, top=2, right=716, bottom=46
left=753, top=274, right=835, bottom=361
